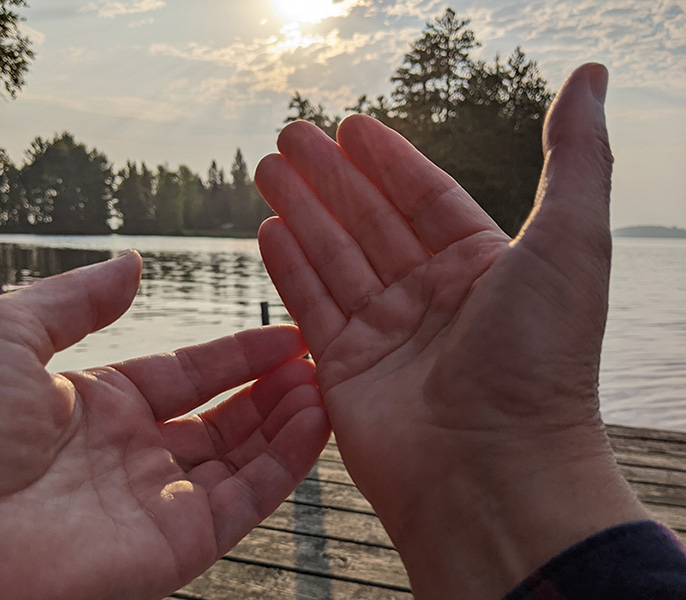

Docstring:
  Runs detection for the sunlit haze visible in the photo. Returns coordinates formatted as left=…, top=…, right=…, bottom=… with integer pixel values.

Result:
left=271, top=0, right=359, bottom=25
left=2, top=0, right=685, bottom=229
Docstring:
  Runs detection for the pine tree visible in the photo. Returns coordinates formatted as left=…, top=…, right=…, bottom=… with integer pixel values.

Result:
left=230, top=149, right=257, bottom=232
left=391, top=8, right=479, bottom=125
left=154, top=166, right=184, bottom=234
left=0, top=0, right=35, bottom=97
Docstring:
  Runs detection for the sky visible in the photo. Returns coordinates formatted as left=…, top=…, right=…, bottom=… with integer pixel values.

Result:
left=1, top=0, right=685, bottom=230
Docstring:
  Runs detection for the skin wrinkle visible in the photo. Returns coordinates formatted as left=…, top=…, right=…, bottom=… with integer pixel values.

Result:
left=107, top=366, right=149, bottom=414
left=229, top=469, right=270, bottom=523
left=266, top=443, right=299, bottom=486
left=199, top=413, right=232, bottom=465
left=83, top=279, right=102, bottom=344
left=410, top=184, right=473, bottom=231
left=220, top=453, right=240, bottom=477
left=2, top=306, right=55, bottom=366
left=319, top=230, right=507, bottom=394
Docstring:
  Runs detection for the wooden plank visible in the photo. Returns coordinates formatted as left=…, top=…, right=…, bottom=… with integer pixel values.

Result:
left=264, top=501, right=394, bottom=547
left=614, top=451, right=686, bottom=472
left=610, top=436, right=686, bottom=458
left=630, top=481, right=686, bottom=508
left=226, top=528, right=411, bottom=591
left=291, top=477, right=374, bottom=514
left=607, top=425, right=686, bottom=443
left=309, top=459, right=358, bottom=486
left=644, top=503, right=686, bottom=537
left=619, top=463, right=686, bottom=488
left=168, top=560, right=413, bottom=600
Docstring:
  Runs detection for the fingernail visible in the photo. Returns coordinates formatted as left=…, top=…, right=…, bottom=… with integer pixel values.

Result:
left=116, top=249, right=135, bottom=259
left=588, top=63, right=609, bottom=106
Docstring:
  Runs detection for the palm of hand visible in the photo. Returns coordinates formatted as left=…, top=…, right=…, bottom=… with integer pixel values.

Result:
left=0, top=253, right=329, bottom=600
left=2, top=373, right=212, bottom=599
left=257, top=69, right=614, bottom=540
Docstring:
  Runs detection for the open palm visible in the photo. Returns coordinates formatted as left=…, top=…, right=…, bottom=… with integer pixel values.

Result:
left=257, top=65, right=647, bottom=598
left=0, top=252, right=330, bottom=600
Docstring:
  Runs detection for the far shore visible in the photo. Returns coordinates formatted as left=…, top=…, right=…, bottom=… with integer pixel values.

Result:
left=0, top=229, right=259, bottom=240
left=613, top=225, right=686, bottom=239
left=2, top=224, right=685, bottom=241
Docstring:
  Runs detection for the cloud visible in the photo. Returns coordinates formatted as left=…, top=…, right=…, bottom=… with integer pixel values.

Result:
left=458, top=0, right=686, bottom=91
left=129, top=18, right=155, bottom=28
left=22, top=25, right=46, bottom=46
left=61, top=46, right=98, bottom=65
left=80, top=0, right=166, bottom=19
left=149, top=24, right=412, bottom=112
left=23, top=93, right=185, bottom=123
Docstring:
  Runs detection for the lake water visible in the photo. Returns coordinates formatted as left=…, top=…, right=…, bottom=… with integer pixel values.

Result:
left=1, top=234, right=685, bottom=432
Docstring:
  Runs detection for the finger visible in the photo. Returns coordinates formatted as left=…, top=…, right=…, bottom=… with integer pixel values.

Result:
left=209, top=404, right=330, bottom=552
left=255, top=153, right=385, bottom=315
left=186, top=383, right=326, bottom=486
left=276, top=120, right=430, bottom=284
left=112, top=325, right=309, bottom=422
left=259, top=217, right=347, bottom=360
left=337, top=114, right=506, bottom=252
left=160, top=358, right=318, bottom=468
left=515, top=63, right=613, bottom=277
left=0, top=251, right=142, bottom=365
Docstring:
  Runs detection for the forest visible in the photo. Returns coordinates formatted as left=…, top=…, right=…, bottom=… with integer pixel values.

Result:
left=0, top=8, right=552, bottom=237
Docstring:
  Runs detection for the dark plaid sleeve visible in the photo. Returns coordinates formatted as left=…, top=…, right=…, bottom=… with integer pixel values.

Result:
left=502, top=521, right=686, bottom=600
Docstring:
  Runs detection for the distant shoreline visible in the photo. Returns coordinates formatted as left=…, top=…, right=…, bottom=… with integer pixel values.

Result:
left=0, top=229, right=259, bottom=240
left=2, top=225, right=685, bottom=241
left=613, top=226, right=686, bottom=239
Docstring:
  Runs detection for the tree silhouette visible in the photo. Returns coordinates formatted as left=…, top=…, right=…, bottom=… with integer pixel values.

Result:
left=284, top=9, right=552, bottom=235
left=20, top=134, right=113, bottom=234
left=0, top=0, right=35, bottom=97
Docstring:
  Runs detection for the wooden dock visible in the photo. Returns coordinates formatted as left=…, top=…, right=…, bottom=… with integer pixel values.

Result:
left=167, top=424, right=686, bottom=600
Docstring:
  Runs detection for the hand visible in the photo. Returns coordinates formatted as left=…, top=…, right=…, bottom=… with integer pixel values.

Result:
left=256, top=64, right=648, bottom=599
left=0, top=252, right=330, bottom=600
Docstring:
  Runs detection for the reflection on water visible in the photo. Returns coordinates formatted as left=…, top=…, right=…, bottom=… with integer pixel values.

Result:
left=1, top=234, right=685, bottom=431
left=0, top=234, right=292, bottom=377
left=1, top=244, right=112, bottom=285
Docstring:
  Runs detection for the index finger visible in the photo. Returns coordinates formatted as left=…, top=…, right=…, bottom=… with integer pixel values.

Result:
left=110, top=325, right=309, bottom=422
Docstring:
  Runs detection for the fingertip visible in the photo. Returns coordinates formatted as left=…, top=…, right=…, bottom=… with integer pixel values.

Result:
left=585, top=63, right=609, bottom=106
left=543, top=63, right=611, bottom=156
left=336, top=113, right=385, bottom=149
left=254, top=152, right=283, bottom=191
left=277, top=120, right=331, bottom=157
left=113, top=249, right=143, bottom=288
left=235, top=324, right=308, bottom=372
left=257, top=215, right=282, bottom=241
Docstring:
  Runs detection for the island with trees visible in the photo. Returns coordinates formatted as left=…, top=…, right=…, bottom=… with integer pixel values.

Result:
left=613, top=226, right=686, bottom=239
left=2, top=8, right=552, bottom=238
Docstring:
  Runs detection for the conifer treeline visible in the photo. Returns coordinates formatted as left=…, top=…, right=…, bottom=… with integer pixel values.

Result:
left=0, top=137, right=269, bottom=236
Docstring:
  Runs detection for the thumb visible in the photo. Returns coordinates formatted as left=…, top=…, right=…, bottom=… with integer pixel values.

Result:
left=0, top=250, right=143, bottom=365
left=516, top=63, right=613, bottom=277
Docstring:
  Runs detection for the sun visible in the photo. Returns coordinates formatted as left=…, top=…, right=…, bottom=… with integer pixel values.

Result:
left=271, top=0, right=357, bottom=26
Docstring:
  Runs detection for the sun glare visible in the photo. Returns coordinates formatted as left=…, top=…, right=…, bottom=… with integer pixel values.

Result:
left=271, top=0, right=356, bottom=26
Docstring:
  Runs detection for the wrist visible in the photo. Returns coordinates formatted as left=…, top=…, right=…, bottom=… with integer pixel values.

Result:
left=387, top=424, right=649, bottom=600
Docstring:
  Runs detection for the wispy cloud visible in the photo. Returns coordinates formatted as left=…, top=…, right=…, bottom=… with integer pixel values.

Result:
left=23, top=93, right=184, bottom=123
left=80, top=0, right=166, bottom=19
left=460, top=0, right=686, bottom=91
left=149, top=25, right=411, bottom=107
left=23, top=25, right=46, bottom=46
